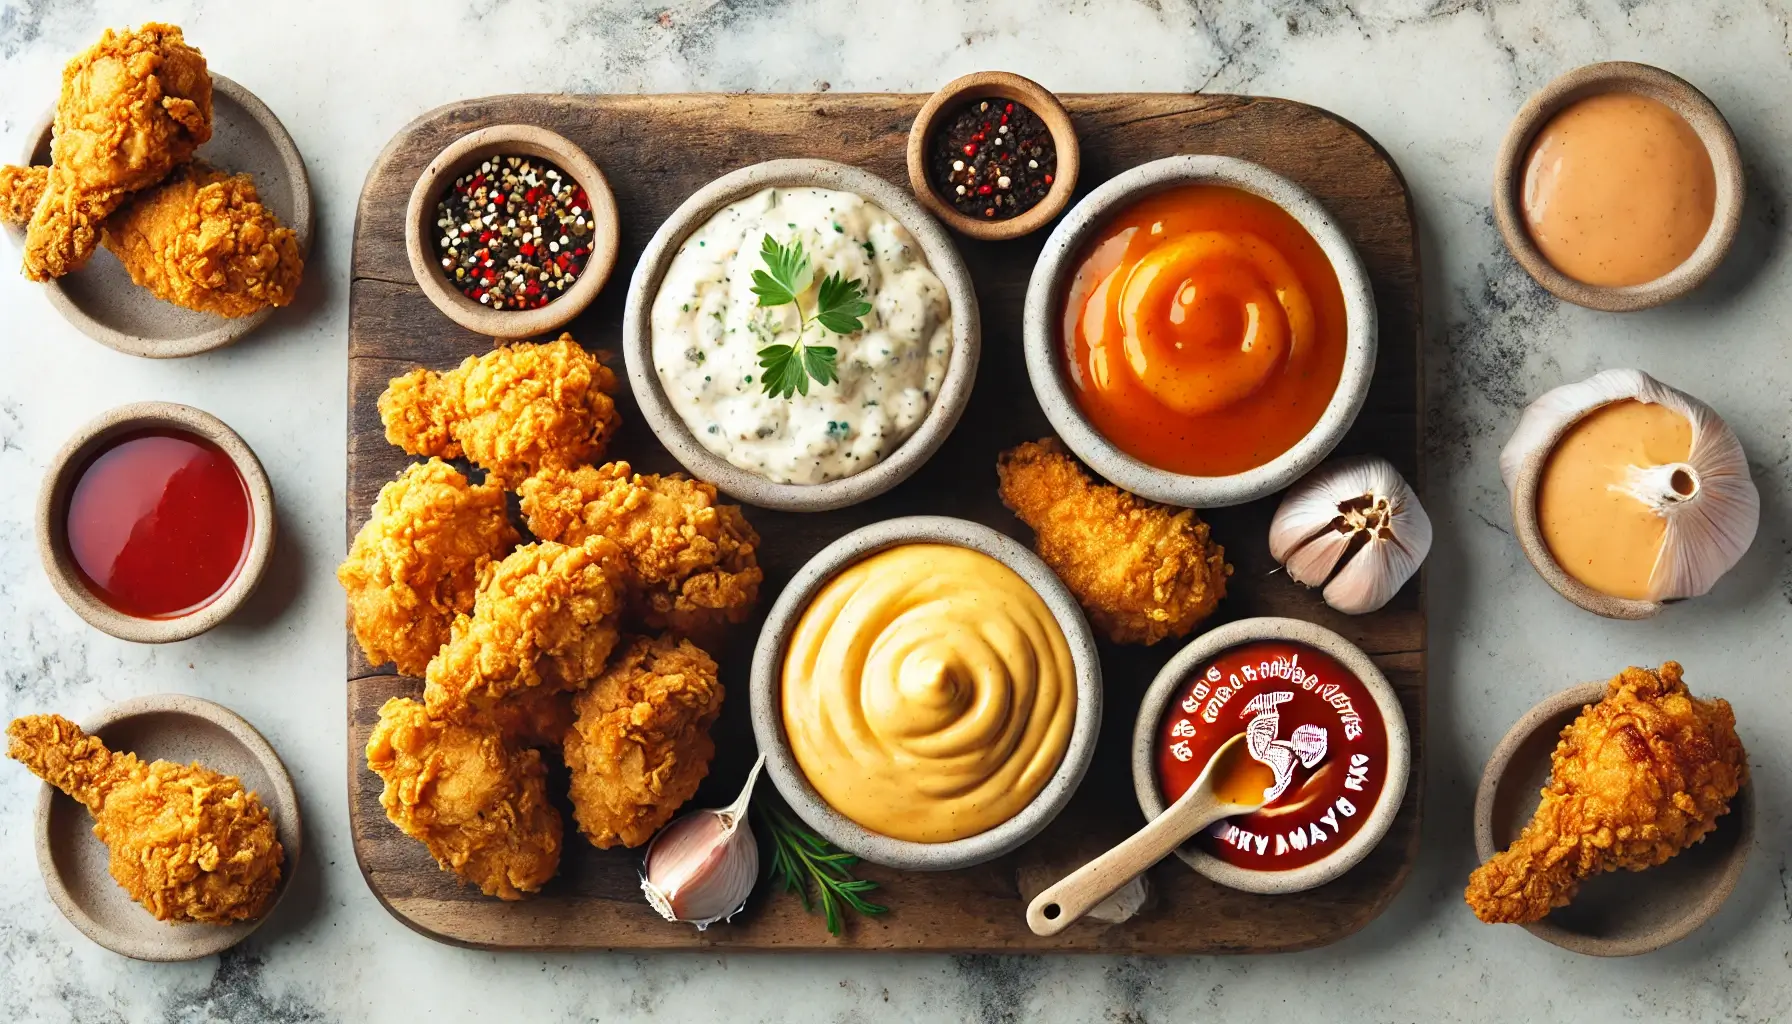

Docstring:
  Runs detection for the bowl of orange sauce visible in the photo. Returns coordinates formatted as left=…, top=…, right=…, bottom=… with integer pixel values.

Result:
left=1024, top=156, right=1377, bottom=508
left=1131, top=617, right=1410, bottom=894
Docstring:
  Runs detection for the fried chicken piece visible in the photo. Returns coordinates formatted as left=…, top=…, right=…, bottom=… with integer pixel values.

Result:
left=997, top=438, right=1231, bottom=645
left=6, top=714, right=282, bottom=924
left=379, top=336, right=622, bottom=489
left=24, top=24, right=212, bottom=280
left=365, top=698, right=560, bottom=900
left=519, top=463, right=763, bottom=637
left=0, top=164, right=47, bottom=225
left=564, top=634, right=725, bottom=849
left=422, top=536, right=627, bottom=727
left=337, top=459, right=519, bottom=677
left=1465, top=662, right=1746, bottom=924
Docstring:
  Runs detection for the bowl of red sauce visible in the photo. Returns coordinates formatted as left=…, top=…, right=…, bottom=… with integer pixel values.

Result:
left=1131, top=617, right=1409, bottom=894
left=1024, top=156, right=1377, bottom=508
left=36, top=402, right=276, bottom=643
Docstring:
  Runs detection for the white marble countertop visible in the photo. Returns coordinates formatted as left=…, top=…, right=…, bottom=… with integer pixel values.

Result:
left=2, top=1, right=1787, bottom=1020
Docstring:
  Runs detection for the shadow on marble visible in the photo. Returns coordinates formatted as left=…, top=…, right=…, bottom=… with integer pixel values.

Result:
left=1681, top=119, right=1783, bottom=309
left=220, top=505, right=305, bottom=634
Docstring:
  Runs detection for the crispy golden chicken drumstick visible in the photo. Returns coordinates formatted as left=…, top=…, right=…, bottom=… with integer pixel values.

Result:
left=2, top=162, right=305, bottom=317
left=366, top=698, right=561, bottom=900
left=519, top=463, right=763, bottom=637
left=997, top=438, right=1231, bottom=645
left=379, top=336, right=622, bottom=488
left=564, top=634, right=725, bottom=849
left=1465, top=662, right=1746, bottom=924
left=337, top=458, right=519, bottom=677
left=422, top=536, right=627, bottom=728
left=6, top=714, right=283, bottom=924
left=24, top=23, right=212, bottom=280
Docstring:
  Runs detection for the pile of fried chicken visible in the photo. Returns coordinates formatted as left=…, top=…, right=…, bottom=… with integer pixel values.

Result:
left=0, top=24, right=304, bottom=317
left=1465, top=661, right=1746, bottom=924
left=6, top=715, right=284, bottom=925
left=341, top=334, right=759, bottom=899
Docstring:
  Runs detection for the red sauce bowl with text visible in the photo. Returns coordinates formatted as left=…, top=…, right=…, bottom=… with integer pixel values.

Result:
left=1130, top=617, right=1410, bottom=894
left=36, top=403, right=276, bottom=643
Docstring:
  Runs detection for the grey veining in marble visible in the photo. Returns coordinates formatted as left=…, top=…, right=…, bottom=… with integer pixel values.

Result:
left=1, top=1, right=1788, bottom=1021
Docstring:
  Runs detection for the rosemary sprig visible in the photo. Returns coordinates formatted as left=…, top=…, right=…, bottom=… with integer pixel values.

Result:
left=755, top=800, right=888, bottom=936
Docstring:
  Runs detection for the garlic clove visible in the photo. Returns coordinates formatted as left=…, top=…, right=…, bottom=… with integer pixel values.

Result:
left=1268, top=455, right=1431, bottom=615
left=640, top=754, right=765, bottom=930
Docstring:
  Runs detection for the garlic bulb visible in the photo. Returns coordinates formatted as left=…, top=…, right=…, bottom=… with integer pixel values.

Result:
left=640, top=754, right=765, bottom=930
left=1500, top=369, right=1758, bottom=602
left=1269, top=456, right=1432, bottom=615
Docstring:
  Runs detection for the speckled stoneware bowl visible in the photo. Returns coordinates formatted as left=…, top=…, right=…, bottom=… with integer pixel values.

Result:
left=36, top=402, right=277, bottom=643
left=750, top=516, right=1102, bottom=871
left=1507, top=407, right=1665, bottom=620
left=32, top=694, right=302, bottom=962
left=1474, top=682, right=1753, bottom=956
left=1023, top=155, right=1377, bottom=509
left=404, top=123, right=619, bottom=339
left=1131, top=617, right=1409, bottom=895
left=8, top=74, right=313, bottom=358
left=623, top=159, right=982, bottom=512
left=1493, top=62, right=1743, bottom=312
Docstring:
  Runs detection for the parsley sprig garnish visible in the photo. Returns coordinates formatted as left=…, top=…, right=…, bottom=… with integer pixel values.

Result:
left=755, top=800, right=888, bottom=935
left=749, top=234, right=872, bottom=399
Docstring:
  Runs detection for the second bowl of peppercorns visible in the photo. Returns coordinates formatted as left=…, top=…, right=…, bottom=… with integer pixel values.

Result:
left=906, top=71, right=1080, bottom=242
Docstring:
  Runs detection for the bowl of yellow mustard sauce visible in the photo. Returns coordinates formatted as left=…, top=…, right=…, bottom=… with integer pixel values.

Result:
left=750, top=516, right=1103, bottom=871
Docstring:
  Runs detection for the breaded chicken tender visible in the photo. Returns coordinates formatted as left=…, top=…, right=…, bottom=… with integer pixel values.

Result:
left=997, top=438, right=1231, bottom=645
left=519, top=463, right=763, bottom=637
left=422, top=537, right=627, bottom=727
left=1466, top=662, right=1746, bottom=924
left=337, top=459, right=519, bottom=677
left=6, top=714, right=283, bottom=924
left=379, top=336, right=622, bottom=488
left=366, top=698, right=560, bottom=900
left=25, top=24, right=212, bottom=280
left=564, top=634, right=725, bottom=849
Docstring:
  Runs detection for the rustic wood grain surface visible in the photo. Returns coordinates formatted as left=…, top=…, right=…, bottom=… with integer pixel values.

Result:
left=346, top=92, right=1423, bottom=953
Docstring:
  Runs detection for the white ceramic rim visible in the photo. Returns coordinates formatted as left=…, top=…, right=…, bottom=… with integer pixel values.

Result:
left=33, top=693, right=302, bottom=961
left=623, top=159, right=982, bottom=512
left=749, top=516, right=1102, bottom=871
left=1023, top=154, right=1378, bottom=508
left=1130, top=616, right=1410, bottom=894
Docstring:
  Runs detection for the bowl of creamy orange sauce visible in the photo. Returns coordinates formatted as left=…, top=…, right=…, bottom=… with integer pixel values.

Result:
left=750, top=517, right=1102, bottom=871
left=1493, top=61, right=1743, bottom=311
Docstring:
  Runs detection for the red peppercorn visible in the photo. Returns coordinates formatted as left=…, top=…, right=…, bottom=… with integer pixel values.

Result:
left=963, top=143, right=977, bottom=157
left=977, top=184, right=993, bottom=196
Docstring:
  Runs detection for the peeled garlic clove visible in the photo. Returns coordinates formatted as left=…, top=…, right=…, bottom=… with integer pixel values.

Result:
left=640, top=755, right=765, bottom=930
left=1085, top=873, right=1152, bottom=925
left=1268, top=456, right=1431, bottom=615
left=1500, top=369, right=1759, bottom=602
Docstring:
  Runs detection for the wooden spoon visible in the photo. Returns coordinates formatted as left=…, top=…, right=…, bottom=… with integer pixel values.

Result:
left=1026, top=732, right=1269, bottom=936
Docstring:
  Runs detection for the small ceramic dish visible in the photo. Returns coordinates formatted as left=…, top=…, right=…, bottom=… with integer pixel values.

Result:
left=1492, top=61, right=1743, bottom=312
left=36, top=402, right=277, bottom=643
left=623, top=158, right=982, bottom=512
left=33, top=693, right=302, bottom=962
left=1130, top=617, right=1409, bottom=894
left=1474, top=682, right=1753, bottom=956
left=7, top=74, right=313, bottom=358
left=1023, top=155, right=1378, bottom=508
left=404, top=124, right=620, bottom=339
left=749, top=516, right=1102, bottom=871
left=905, top=71, right=1080, bottom=241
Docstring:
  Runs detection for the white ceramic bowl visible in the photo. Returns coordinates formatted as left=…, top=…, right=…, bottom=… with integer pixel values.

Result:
left=1130, top=617, right=1409, bottom=894
left=1023, top=155, right=1377, bottom=508
left=749, top=516, right=1102, bottom=871
left=623, top=159, right=981, bottom=512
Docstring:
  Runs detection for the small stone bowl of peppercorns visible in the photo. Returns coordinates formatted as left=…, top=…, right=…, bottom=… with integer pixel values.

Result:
left=907, top=71, right=1080, bottom=242
left=404, top=124, right=620, bottom=339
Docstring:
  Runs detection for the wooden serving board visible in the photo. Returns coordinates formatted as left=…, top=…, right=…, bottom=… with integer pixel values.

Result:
left=347, top=93, right=1423, bottom=953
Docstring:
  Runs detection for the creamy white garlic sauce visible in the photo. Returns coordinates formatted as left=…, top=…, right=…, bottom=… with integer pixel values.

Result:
left=651, top=187, right=953, bottom=485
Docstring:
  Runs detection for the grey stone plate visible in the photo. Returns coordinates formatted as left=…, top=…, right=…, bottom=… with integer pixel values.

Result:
left=32, top=694, right=302, bottom=962
left=6, top=73, right=313, bottom=358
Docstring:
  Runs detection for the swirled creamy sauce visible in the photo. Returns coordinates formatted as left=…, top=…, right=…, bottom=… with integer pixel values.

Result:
left=651, top=187, right=953, bottom=485
left=781, top=544, right=1076, bottom=843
